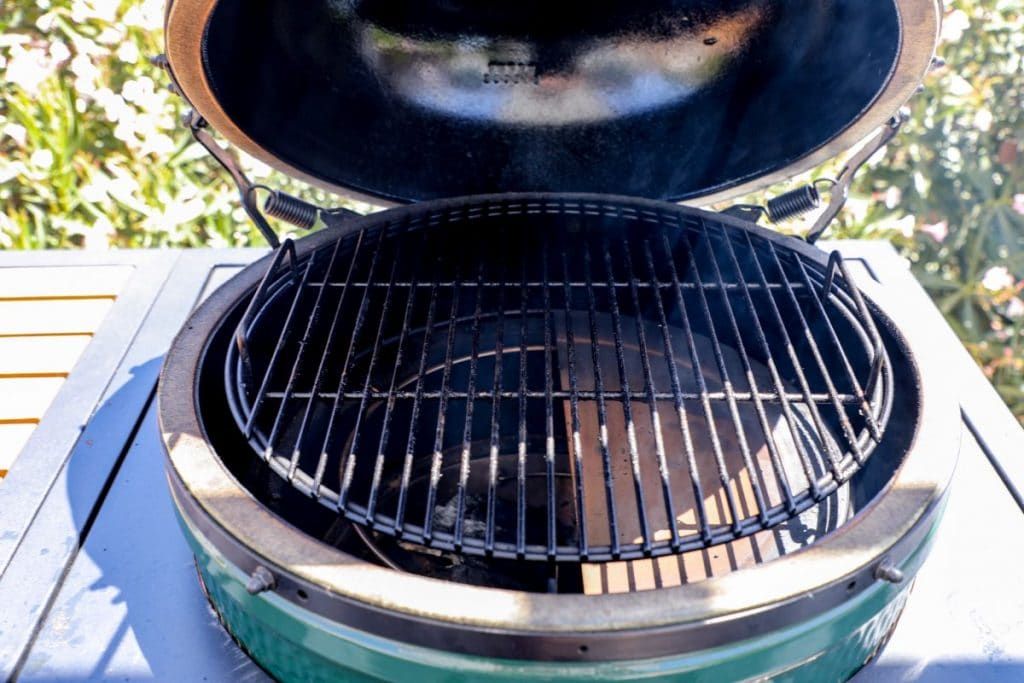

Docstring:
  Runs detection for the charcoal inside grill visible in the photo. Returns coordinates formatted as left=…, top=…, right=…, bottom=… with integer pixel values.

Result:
left=225, top=202, right=890, bottom=563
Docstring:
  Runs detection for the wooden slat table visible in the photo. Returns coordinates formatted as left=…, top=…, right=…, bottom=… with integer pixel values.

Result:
left=0, top=265, right=133, bottom=476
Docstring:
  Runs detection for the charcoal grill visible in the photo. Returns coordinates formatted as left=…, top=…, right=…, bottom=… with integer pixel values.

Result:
left=156, top=1, right=958, bottom=680
left=225, top=198, right=890, bottom=565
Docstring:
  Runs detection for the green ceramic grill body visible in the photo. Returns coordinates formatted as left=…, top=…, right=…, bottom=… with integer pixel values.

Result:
left=175, top=495, right=945, bottom=683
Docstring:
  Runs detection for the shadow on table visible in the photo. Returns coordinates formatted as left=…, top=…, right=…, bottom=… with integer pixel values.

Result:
left=19, top=357, right=268, bottom=681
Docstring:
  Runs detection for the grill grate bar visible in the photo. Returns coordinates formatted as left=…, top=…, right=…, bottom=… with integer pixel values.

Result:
left=263, top=390, right=863, bottom=403
left=394, top=254, right=442, bottom=532
left=453, top=260, right=487, bottom=548
left=825, top=254, right=888, bottom=400
left=662, top=231, right=744, bottom=535
left=485, top=255, right=507, bottom=554
left=541, top=247, right=559, bottom=559
left=259, top=252, right=323, bottom=467
left=561, top=249, right=590, bottom=558
left=740, top=231, right=833, bottom=494
left=766, top=242, right=866, bottom=472
left=602, top=236, right=654, bottom=555
left=642, top=238, right=711, bottom=542
left=307, top=232, right=368, bottom=497
left=239, top=241, right=312, bottom=441
left=319, top=233, right=388, bottom=506
left=227, top=203, right=893, bottom=563
left=624, top=238, right=682, bottom=551
left=364, top=235, right=423, bottom=520
left=309, top=281, right=813, bottom=291
left=795, top=256, right=883, bottom=443
left=690, top=225, right=772, bottom=527
left=339, top=244, right=404, bottom=508
left=516, top=255, right=530, bottom=557
left=286, top=239, right=346, bottom=491
left=582, top=245, right=622, bottom=558
left=703, top=223, right=791, bottom=521
left=755, top=241, right=845, bottom=482
left=268, top=242, right=344, bottom=483
left=423, top=257, right=463, bottom=540
left=716, top=228, right=804, bottom=513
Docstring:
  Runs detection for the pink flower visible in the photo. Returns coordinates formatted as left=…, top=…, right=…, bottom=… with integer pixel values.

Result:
left=1013, top=194, right=1024, bottom=216
left=921, top=220, right=948, bottom=242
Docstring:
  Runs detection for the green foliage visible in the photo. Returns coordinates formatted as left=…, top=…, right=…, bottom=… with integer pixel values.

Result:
left=1, top=2, right=1023, bottom=419
left=0, top=0, right=370, bottom=250
left=840, top=2, right=1024, bottom=419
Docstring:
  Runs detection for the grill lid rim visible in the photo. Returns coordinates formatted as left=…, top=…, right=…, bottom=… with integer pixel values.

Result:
left=161, top=0, right=940, bottom=207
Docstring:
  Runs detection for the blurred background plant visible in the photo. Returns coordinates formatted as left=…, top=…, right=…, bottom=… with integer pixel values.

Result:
left=1, top=0, right=1023, bottom=419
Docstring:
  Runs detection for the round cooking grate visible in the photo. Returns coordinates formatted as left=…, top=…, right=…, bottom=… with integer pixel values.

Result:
left=225, top=198, right=892, bottom=562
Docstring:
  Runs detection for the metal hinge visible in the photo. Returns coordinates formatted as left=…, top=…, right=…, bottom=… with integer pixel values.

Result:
left=152, top=54, right=358, bottom=248
left=721, top=111, right=909, bottom=244
left=184, top=111, right=360, bottom=248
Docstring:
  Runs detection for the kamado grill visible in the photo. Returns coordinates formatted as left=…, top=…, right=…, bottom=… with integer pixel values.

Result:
left=156, top=1, right=959, bottom=680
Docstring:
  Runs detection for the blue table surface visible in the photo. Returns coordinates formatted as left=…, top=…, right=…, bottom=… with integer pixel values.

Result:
left=4, top=244, right=1024, bottom=682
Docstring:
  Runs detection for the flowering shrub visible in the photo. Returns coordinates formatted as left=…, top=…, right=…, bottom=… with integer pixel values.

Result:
left=0, top=0, right=370, bottom=250
left=1, top=1, right=1023, bottom=419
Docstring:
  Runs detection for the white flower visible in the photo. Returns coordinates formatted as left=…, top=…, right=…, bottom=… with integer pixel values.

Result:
left=973, top=108, right=993, bottom=132
left=114, top=119, right=141, bottom=145
left=947, top=75, right=974, bottom=97
left=893, top=214, right=916, bottom=238
left=0, top=161, right=29, bottom=184
left=5, top=44, right=55, bottom=96
left=244, top=157, right=273, bottom=178
left=96, top=27, right=124, bottom=45
left=913, top=171, right=929, bottom=197
left=69, top=0, right=118, bottom=23
left=982, top=266, right=1014, bottom=292
left=2, top=123, right=28, bottom=147
left=75, top=75, right=99, bottom=97
left=884, top=186, right=902, bottom=210
left=68, top=35, right=103, bottom=58
left=29, top=148, right=54, bottom=169
left=105, top=170, right=142, bottom=205
left=97, top=89, right=133, bottom=123
left=116, top=42, right=139, bottom=65
left=35, top=11, right=56, bottom=31
left=122, top=0, right=164, bottom=30
left=80, top=173, right=113, bottom=203
left=70, top=53, right=98, bottom=80
left=49, top=41, right=70, bottom=63
left=139, top=132, right=176, bottom=157
left=843, top=196, right=870, bottom=224
left=0, top=215, right=13, bottom=248
left=82, top=215, right=116, bottom=251
left=71, top=53, right=101, bottom=96
left=1007, top=298, right=1024, bottom=319
left=941, top=10, right=970, bottom=43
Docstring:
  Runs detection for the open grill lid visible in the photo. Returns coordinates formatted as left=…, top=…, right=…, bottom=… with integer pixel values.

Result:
left=163, top=0, right=938, bottom=206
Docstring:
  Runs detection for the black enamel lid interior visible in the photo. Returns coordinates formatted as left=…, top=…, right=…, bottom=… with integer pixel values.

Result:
left=172, top=0, right=934, bottom=205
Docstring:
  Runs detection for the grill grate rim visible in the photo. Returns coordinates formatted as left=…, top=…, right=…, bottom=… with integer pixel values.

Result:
left=224, top=199, right=892, bottom=563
